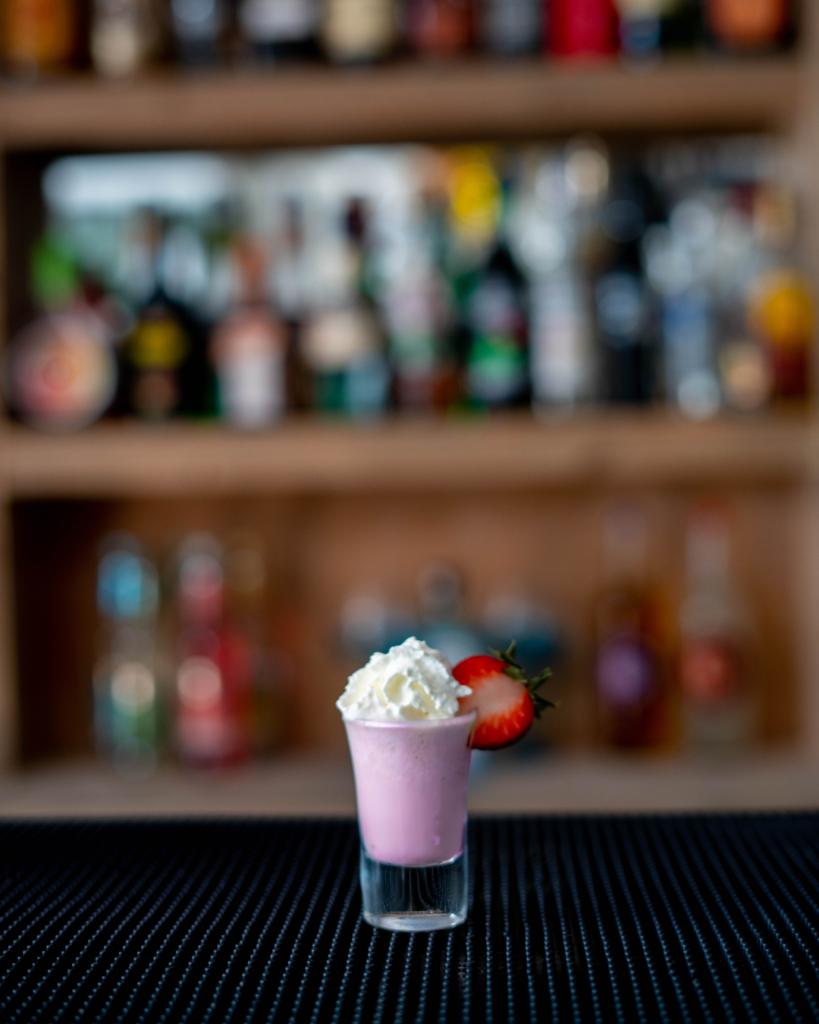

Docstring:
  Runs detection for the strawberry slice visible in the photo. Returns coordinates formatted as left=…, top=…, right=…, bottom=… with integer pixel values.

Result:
left=453, top=641, right=555, bottom=751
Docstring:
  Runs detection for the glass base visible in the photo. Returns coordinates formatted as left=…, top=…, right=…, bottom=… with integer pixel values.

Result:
left=362, top=910, right=465, bottom=932
left=359, top=846, right=468, bottom=933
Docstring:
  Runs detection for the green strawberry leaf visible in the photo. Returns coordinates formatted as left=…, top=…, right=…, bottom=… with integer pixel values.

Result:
left=490, top=641, right=557, bottom=719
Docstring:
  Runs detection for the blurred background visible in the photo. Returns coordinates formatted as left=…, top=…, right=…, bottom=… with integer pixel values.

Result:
left=0, top=0, right=816, bottom=815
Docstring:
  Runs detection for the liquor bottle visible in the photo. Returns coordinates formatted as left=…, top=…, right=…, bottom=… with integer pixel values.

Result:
left=300, top=198, right=390, bottom=418
left=383, top=196, right=455, bottom=412
left=406, top=0, right=472, bottom=57
left=272, top=199, right=313, bottom=411
left=746, top=186, right=812, bottom=403
left=614, top=0, right=665, bottom=59
left=94, top=534, right=162, bottom=777
left=175, top=534, right=253, bottom=769
left=7, top=233, right=118, bottom=431
left=705, top=0, right=789, bottom=51
left=595, top=503, right=670, bottom=751
left=210, top=236, right=289, bottom=428
left=662, top=284, right=721, bottom=418
left=659, top=0, right=704, bottom=51
left=322, top=0, right=395, bottom=62
left=530, top=270, right=596, bottom=411
left=224, top=530, right=285, bottom=754
left=91, top=0, right=158, bottom=76
left=171, top=0, right=225, bottom=65
left=524, top=145, right=604, bottom=411
left=463, top=178, right=529, bottom=410
left=416, top=561, right=484, bottom=666
left=594, top=169, right=657, bottom=405
left=239, top=0, right=319, bottom=61
left=642, top=197, right=722, bottom=418
left=479, top=0, right=540, bottom=55
left=2, top=0, right=76, bottom=77
left=680, top=502, right=751, bottom=755
left=549, top=0, right=618, bottom=59
left=119, top=212, right=207, bottom=422
left=748, top=268, right=812, bottom=402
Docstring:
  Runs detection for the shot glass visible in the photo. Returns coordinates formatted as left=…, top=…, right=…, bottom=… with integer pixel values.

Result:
left=344, top=712, right=475, bottom=932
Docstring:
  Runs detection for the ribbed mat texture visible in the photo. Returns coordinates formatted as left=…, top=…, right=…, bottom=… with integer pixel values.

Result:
left=0, top=815, right=817, bottom=1022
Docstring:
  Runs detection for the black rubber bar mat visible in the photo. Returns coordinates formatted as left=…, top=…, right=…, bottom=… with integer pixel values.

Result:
left=0, top=814, right=816, bottom=1022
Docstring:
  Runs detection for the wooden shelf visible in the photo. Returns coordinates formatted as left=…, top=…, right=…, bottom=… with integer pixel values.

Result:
left=0, top=412, right=809, bottom=499
left=0, top=752, right=817, bottom=817
left=0, top=57, right=800, bottom=151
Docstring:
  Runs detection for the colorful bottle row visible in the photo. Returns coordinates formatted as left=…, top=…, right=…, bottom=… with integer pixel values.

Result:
left=596, top=500, right=751, bottom=755
left=340, top=501, right=754, bottom=757
left=2, top=0, right=794, bottom=79
left=94, top=530, right=289, bottom=775
left=7, top=137, right=812, bottom=431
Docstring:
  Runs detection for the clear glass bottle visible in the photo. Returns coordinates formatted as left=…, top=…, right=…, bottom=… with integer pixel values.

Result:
left=210, top=236, right=289, bottom=428
left=174, top=533, right=253, bottom=770
left=680, top=502, right=751, bottom=756
left=94, top=533, right=162, bottom=777
left=91, top=0, right=158, bottom=77
left=383, top=195, right=455, bottom=413
left=239, top=0, right=319, bottom=61
left=479, top=0, right=540, bottom=55
left=171, top=0, right=225, bottom=65
left=300, top=198, right=390, bottom=418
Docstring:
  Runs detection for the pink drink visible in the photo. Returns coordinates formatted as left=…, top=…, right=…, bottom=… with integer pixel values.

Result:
left=344, top=713, right=475, bottom=868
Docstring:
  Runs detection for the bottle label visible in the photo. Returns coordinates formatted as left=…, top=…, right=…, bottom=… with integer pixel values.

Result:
left=130, top=314, right=188, bottom=370
left=681, top=637, right=740, bottom=706
left=11, top=312, right=116, bottom=430
left=301, top=307, right=379, bottom=370
left=466, top=333, right=525, bottom=403
left=597, top=636, right=654, bottom=707
left=323, top=0, right=395, bottom=59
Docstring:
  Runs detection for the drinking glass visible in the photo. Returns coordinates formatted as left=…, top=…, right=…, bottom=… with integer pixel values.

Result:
left=344, top=712, right=475, bottom=932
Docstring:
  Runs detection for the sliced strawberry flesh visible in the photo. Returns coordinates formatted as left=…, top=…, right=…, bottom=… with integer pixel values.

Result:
left=454, top=656, right=535, bottom=751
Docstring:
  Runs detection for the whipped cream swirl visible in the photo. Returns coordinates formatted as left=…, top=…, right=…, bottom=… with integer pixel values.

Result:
left=336, top=637, right=472, bottom=722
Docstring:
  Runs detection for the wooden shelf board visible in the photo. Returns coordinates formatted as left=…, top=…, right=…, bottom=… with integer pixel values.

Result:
left=0, top=58, right=800, bottom=151
left=0, top=413, right=809, bottom=499
left=0, top=752, right=815, bottom=816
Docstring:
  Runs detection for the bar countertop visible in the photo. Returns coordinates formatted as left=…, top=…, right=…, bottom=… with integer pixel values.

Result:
left=0, top=813, right=817, bottom=1021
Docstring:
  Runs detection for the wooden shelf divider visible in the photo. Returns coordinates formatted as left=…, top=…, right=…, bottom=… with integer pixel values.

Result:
left=0, top=413, right=810, bottom=499
left=0, top=57, right=800, bottom=151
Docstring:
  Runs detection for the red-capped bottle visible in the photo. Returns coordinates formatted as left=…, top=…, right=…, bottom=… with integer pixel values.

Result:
left=549, top=0, right=619, bottom=59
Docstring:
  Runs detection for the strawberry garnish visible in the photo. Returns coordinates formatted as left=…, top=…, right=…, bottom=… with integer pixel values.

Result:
left=453, top=641, right=555, bottom=751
